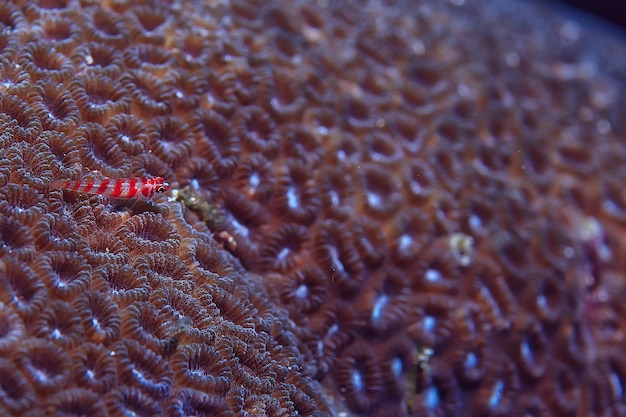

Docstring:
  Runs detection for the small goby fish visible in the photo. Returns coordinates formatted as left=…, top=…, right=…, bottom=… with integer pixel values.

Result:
left=52, top=177, right=170, bottom=199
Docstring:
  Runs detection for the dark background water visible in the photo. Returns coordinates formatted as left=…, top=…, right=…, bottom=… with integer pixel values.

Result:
left=556, top=0, right=626, bottom=31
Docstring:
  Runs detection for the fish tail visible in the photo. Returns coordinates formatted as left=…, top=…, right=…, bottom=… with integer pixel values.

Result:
left=51, top=179, right=100, bottom=194
left=51, top=179, right=77, bottom=190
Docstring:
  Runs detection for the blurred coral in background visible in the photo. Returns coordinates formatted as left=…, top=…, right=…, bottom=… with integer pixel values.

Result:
left=0, top=0, right=625, bottom=416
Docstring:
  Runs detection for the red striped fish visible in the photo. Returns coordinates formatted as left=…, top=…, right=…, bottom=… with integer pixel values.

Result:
left=52, top=177, right=170, bottom=199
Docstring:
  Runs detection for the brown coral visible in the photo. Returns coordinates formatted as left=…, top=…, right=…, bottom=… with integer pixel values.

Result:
left=0, top=0, right=625, bottom=416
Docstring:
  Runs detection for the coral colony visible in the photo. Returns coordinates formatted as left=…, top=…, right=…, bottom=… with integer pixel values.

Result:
left=0, top=0, right=625, bottom=416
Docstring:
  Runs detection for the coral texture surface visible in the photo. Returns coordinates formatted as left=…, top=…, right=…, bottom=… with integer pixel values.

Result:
left=0, top=0, right=625, bottom=416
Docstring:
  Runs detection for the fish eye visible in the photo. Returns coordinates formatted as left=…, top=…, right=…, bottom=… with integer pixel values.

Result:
left=156, top=186, right=166, bottom=193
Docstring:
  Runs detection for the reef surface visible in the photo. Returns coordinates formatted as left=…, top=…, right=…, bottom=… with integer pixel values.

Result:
left=0, top=0, right=625, bottom=416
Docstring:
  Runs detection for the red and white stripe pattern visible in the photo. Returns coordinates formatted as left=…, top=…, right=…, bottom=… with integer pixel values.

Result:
left=52, top=177, right=170, bottom=199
